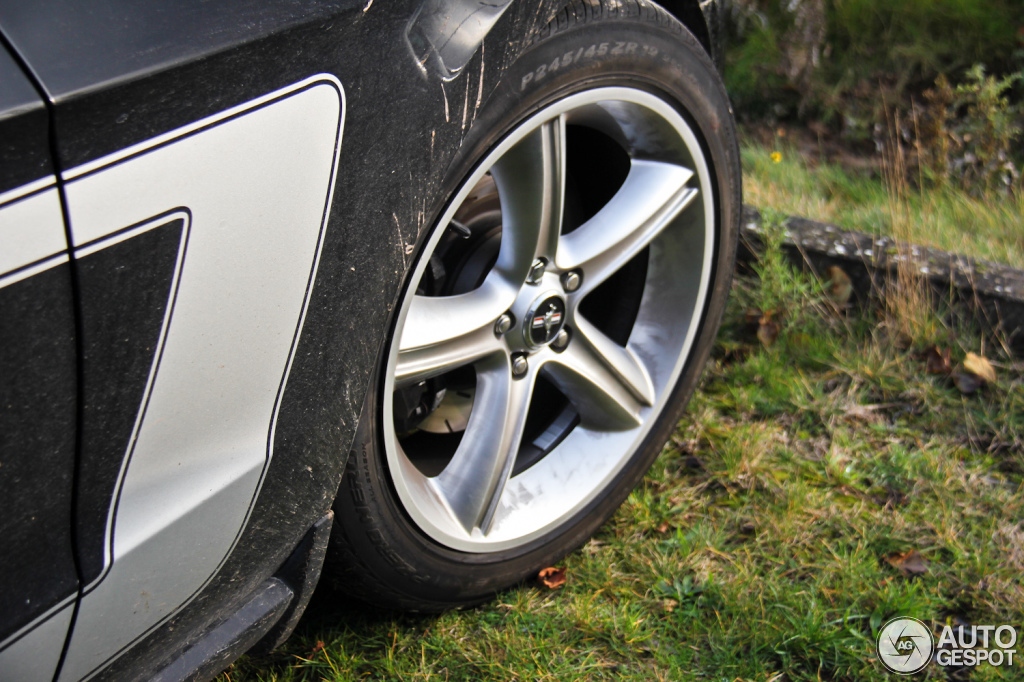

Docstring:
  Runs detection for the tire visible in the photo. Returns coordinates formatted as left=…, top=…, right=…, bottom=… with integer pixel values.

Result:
left=327, top=0, right=740, bottom=611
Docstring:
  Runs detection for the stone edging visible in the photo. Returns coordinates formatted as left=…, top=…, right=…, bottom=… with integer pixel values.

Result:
left=737, top=206, right=1024, bottom=355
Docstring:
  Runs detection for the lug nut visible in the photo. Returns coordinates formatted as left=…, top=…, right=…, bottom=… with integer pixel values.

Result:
left=494, top=312, right=514, bottom=336
left=551, top=328, right=570, bottom=352
left=526, top=258, right=546, bottom=284
left=511, top=354, right=529, bottom=377
left=561, top=270, right=581, bottom=293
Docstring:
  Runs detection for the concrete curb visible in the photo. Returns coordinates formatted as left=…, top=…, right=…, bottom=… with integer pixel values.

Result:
left=737, top=206, right=1024, bottom=355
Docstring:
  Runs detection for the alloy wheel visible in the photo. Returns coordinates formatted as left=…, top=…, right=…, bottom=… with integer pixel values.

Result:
left=384, top=87, right=716, bottom=551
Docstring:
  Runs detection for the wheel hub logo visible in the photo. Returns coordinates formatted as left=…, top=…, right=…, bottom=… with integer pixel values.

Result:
left=877, top=618, right=933, bottom=674
left=532, top=307, right=562, bottom=336
left=526, top=296, right=566, bottom=346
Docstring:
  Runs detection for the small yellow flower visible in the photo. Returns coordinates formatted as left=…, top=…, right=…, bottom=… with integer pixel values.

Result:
left=770, top=152, right=782, bottom=164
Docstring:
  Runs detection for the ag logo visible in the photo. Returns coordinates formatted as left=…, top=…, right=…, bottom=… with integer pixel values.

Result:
left=877, top=617, right=933, bottom=674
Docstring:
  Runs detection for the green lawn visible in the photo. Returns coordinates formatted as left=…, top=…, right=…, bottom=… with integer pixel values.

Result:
left=222, top=219, right=1024, bottom=681
left=742, top=139, right=1024, bottom=269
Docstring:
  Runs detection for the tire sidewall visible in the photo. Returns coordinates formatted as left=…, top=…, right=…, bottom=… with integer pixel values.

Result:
left=330, top=5, right=740, bottom=608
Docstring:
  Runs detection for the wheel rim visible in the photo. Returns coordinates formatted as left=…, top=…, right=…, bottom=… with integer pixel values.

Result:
left=384, top=87, right=716, bottom=552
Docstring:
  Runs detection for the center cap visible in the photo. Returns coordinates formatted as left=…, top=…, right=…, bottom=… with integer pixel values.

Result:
left=525, top=295, right=566, bottom=347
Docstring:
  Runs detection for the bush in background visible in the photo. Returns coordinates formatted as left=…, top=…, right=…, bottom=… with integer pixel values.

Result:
left=917, top=66, right=1023, bottom=193
left=726, top=0, right=1024, bottom=193
left=727, top=0, right=1023, bottom=124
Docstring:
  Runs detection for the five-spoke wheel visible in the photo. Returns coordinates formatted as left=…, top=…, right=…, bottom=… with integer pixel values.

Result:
left=385, top=88, right=715, bottom=550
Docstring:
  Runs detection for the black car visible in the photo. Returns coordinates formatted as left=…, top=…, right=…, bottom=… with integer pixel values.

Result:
left=0, top=0, right=740, bottom=679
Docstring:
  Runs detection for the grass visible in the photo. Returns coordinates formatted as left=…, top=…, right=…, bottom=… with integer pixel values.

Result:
left=220, top=216, right=1024, bottom=681
left=741, top=138, right=1024, bottom=269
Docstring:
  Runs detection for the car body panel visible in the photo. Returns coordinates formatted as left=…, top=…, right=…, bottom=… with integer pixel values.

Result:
left=0, top=42, right=52, bottom=192
left=0, top=40, right=79, bottom=682
left=405, top=0, right=515, bottom=81
left=0, top=0, right=357, bottom=166
left=0, top=607, right=75, bottom=682
left=56, top=75, right=344, bottom=681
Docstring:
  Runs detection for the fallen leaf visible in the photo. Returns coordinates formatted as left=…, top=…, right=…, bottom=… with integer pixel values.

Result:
left=923, top=346, right=952, bottom=375
left=744, top=308, right=763, bottom=336
left=954, top=371, right=983, bottom=395
left=825, top=265, right=853, bottom=305
left=655, top=521, right=671, bottom=534
left=538, top=566, right=567, bottom=589
left=964, top=352, right=996, bottom=384
left=757, top=311, right=781, bottom=347
left=885, top=549, right=929, bottom=576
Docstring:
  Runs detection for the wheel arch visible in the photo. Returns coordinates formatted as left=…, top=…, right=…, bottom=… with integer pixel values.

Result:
left=648, top=0, right=719, bottom=66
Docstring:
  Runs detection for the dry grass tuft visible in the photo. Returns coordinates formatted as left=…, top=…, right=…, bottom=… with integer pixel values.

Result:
left=881, top=110, right=937, bottom=346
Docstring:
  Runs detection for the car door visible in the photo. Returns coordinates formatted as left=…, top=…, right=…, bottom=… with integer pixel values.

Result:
left=0, top=42, right=79, bottom=682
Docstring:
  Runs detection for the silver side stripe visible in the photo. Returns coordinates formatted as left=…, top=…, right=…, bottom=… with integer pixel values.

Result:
left=0, top=187, right=67, bottom=283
